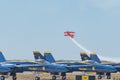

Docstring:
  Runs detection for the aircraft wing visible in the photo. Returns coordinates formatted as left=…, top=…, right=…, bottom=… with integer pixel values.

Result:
left=15, top=64, right=68, bottom=73
left=15, top=64, right=46, bottom=67
left=0, top=66, right=10, bottom=73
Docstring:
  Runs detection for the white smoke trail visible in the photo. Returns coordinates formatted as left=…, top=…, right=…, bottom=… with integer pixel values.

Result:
left=68, top=37, right=120, bottom=62
left=69, top=37, right=91, bottom=54
left=69, top=37, right=120, bottom=62
left=99, top=55, right=120, bottom=63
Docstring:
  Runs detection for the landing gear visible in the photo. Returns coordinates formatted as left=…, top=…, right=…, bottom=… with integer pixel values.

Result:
left=0, top=76, right=5, bottom=80
left=35, top=76, right=40, bottom=80
left=106, top=73, right=111, bottom=79
left=98, top=75, right=102, bottom=79
left=107, top=76, right=111, bottom=79
left=61, top=72, right=66, bottom=80
left=34, top=72, right=41, bottom=80
left=62, top=76, right=66, bottom=80
left=11, top=73, right=17, bottom=80
left=51, top=72, right=66, bottom=80
left=52, top=75, right=56, bottom=80
left=12, top=75, right=17, bottom=80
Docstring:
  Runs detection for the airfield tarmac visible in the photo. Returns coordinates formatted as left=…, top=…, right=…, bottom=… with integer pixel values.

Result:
left=4, top=72, right=120, bottom=80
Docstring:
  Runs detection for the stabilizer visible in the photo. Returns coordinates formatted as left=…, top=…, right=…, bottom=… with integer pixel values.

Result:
left=33, top=50, right=45, bottom=61
left=44, top=51, right=55, bottom=63
left=90, top=52, right=101, bottom=63
left=80, top=52, right=90, bottom=61
left=0, top=51, right=6, bottom=62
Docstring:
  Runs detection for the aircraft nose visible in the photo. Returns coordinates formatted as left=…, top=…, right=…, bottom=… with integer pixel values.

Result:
left=114, top=65, right=120, bottom=71
left=95, top=64, right=116, bottom=73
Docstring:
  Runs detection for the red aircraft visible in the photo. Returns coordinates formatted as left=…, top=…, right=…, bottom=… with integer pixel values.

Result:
left=64, top=31, right=75, bottom=38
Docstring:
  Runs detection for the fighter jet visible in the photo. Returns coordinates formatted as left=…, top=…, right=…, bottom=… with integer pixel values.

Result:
left=80, top=52, right=120, bottom=79
left=33, top=50, right=116, bottom=80
left=0, top=51, right=68, bottom=80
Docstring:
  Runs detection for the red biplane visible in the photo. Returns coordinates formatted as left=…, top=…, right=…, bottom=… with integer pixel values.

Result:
left=64, top=31, right=75, bottom=38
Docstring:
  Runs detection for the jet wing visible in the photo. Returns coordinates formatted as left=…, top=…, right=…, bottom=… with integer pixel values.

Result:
left=15, top=64, right=45, bottom=67
left=15, top=64, right=68, bottom=73
left=0, top=66, right=10, bottom=73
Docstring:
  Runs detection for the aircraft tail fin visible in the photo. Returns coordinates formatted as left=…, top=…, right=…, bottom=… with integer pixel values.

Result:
left=0, top=51, right=6, bottom=62
left=33, top=50, right=45, bottom=61
left=90, top=52, right=101, bottom=63
left=80, top=52, right=90, bottom=61
left=44, top=51, right=55, bottom=63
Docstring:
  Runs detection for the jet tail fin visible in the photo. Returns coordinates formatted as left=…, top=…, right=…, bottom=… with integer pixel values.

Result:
left=80, top=52, right=90, bottom=61
left=33, top=50, right=45, bottom=60
left=44, top=51, right=55, bottom=63
left=90, top=52, right=101, bottom=63
left=0, top=51, right=6, bottom=62
left=33, top=50, right=51, bottom=64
